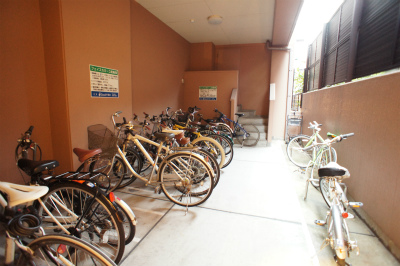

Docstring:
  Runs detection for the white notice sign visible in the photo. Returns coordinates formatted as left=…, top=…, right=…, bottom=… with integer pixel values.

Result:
left=199, top=86, right=217, bottom=100
left=90, top=65, right=119, bottom=98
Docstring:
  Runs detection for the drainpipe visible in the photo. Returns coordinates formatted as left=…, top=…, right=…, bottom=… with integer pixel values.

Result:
left=266, top=40, right=291, bottom=51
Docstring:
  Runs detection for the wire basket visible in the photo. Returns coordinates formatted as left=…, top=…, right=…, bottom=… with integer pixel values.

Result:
left=87, top=124, right=119, bottom=157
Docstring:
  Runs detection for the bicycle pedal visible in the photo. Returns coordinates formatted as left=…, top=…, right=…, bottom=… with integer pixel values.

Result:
left=349, top=202, right=363, bottom=208
left=314, top=220, right=326, bottom=226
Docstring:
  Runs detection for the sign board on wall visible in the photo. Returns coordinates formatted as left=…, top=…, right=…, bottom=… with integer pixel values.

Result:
left=90, top=65, right=119, bottom=98
left=199, top=86, right=217, bottom=100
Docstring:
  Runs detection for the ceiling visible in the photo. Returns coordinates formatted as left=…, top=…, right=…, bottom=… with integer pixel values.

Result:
left=135, top=0, right=303, bottom=46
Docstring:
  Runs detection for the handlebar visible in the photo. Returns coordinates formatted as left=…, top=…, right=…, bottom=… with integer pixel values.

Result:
left=26, top=126, right=34, bottom=135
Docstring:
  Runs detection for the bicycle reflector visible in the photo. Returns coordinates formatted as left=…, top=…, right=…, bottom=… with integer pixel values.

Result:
left=57, top=244, right=67, bottom=254
left=109, top=192, right=115, bottom=202
left=342, top=212, right=349, bottom=219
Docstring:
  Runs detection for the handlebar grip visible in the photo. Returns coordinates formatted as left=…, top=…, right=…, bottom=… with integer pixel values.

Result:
left=116, top=111, right=122, bottom=115
left=341, top=133, right=355, bottom=139
left=123, top=117, right=127, bottom=124
left=26, top=126, right=34, bottom=134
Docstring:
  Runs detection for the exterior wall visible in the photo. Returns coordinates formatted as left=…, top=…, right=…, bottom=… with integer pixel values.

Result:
left=267, top=50, right=290, bottom=141
left=0, top=0, right=53, bottom=183
left=302, top=72, right=400, bottom=255
left=216, top=44, right=271, bottom=117
left=183, top=71, right=239, bottom=120
left=131, top=2, right=190, bottom=117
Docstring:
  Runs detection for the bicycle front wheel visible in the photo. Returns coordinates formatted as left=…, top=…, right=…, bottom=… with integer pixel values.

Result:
left=286, top=135, right=313, bottom=168
left=236, top=124, right=260, bottom=146
left=319, top=177, right=334, bottom=207
left=15, top=234, right=116, bottom=266
left=160, top=153, right=214, bottom=207
left=36, top=181, right=125, bottom=263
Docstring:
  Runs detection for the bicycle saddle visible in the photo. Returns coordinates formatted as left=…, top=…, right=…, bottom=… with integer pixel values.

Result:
left=154, top=132, right=175, bottom=142
left=17, top=159, right=59, bottom=176
left=0, top=182, right=49, bottom=207
left=189, top=121, right=201, bottom=126
left=73, top=147, right=102, bottom=162
left=235, top=113, right=245, bottom=117
left=318, top=162, right=350, bottom=179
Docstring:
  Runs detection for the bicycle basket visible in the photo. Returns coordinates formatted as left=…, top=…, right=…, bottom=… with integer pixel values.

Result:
left=87, top=124, right=120, bottom=157
left=177, top=112, right=189, bottom=123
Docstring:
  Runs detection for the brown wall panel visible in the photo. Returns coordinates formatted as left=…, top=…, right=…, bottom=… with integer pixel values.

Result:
left=0, top=0, right=53, bottom=183
left=302, top=72, right=400, bottom=252
left=131, top=2, right=190, bottom=117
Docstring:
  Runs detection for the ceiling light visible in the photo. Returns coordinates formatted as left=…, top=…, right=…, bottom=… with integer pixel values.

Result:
left=207, top=15, right=223, bottom=25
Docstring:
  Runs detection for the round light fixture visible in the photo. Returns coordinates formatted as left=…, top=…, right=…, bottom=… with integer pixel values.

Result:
left=207, top=15, right=223, bottom=25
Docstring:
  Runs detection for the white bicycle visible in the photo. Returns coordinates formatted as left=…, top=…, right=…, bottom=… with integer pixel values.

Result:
left=0, top=181, right=116, bottom=266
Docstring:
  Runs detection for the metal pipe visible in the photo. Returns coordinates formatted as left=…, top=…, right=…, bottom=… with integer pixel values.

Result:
left=266, top=40, right=290, bottom=51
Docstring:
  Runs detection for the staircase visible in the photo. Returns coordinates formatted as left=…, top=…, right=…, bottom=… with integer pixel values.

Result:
left=234, top=106, right=268, bottom=147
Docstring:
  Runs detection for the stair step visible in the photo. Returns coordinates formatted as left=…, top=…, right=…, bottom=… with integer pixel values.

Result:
left=236, top=109, right=256, bottom=117
left=233, top=139, right=268, bottom=147
left=238, top=116, right=268, bottom=125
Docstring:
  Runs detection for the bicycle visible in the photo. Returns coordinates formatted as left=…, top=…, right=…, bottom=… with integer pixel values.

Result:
left=16, top=127, right=137, bottom=248
left=16, top=158, right=126, bottom=263
left=170, top=108, right=230, bottom=168
left=88, top=111, right=215, bottom=208
left=313, top=159, right=363, bottom=266
left=287, top=122, right=338, bottom=187
left=214, top=108, right=260, bottom=147
left=0, top=181, right=116, bottom=266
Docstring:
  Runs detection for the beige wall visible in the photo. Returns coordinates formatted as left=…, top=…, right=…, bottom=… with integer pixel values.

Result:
left=267, top=50, right=290, bottom=141
left=0, top=0, right=53, bottom=182
left=302, top=72, right=400, bottom=255
left=183, top=71, right=239, bottom=120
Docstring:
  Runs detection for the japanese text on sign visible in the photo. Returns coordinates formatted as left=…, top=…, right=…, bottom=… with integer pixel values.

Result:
left=90, top=65, right=119, bottom=98
left=199, top=86, right=217, bottom=100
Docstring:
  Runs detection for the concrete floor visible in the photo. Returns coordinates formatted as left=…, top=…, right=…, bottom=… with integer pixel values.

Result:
left=117, top=141, right=399, bottom=266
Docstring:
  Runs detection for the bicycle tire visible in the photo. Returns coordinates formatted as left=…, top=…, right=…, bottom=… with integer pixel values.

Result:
left=116, top=148, right=142, bottom=188
left=160, top=153, right=214, bottom=207
left=193, top=148, right=220, bottom=187
left=310, top=147, right=337, bottom=188
left=87, top=156, right=126, bottom=192
left=319, top=177, right=333, bottom=207
left=115, top=201, right=136, bottom=244
left=236, top=124, right=260, bottom=146
left=191, top=136, right=225, bottom=169
left=286, top=135, right=313, bottom=168
left=36, top=181, right=125, bottom=263
left=206, top=134, right=234, bottom=168
left=215, top=123, right=233, bottom=139
left=15, top=234, right=117, bottom=266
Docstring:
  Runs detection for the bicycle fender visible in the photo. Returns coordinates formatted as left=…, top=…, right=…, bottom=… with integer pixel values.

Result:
left=114, top=197, right=136, bottom=226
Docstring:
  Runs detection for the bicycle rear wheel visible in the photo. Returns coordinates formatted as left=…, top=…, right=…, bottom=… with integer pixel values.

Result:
left=286, top=135, right=313, bottom=168
left=160, top=153, right=214, bottom=207
left=236, top=124, right=260, bottom=146
left=319, top=177, right=334, bottom=207
left=15, top=234, right=116, bottom=266
left=215, top=123, right=233, bottom=139
left=310, top=147, right=337, bottom=188
left=36, top=181, right=125, bottom=263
